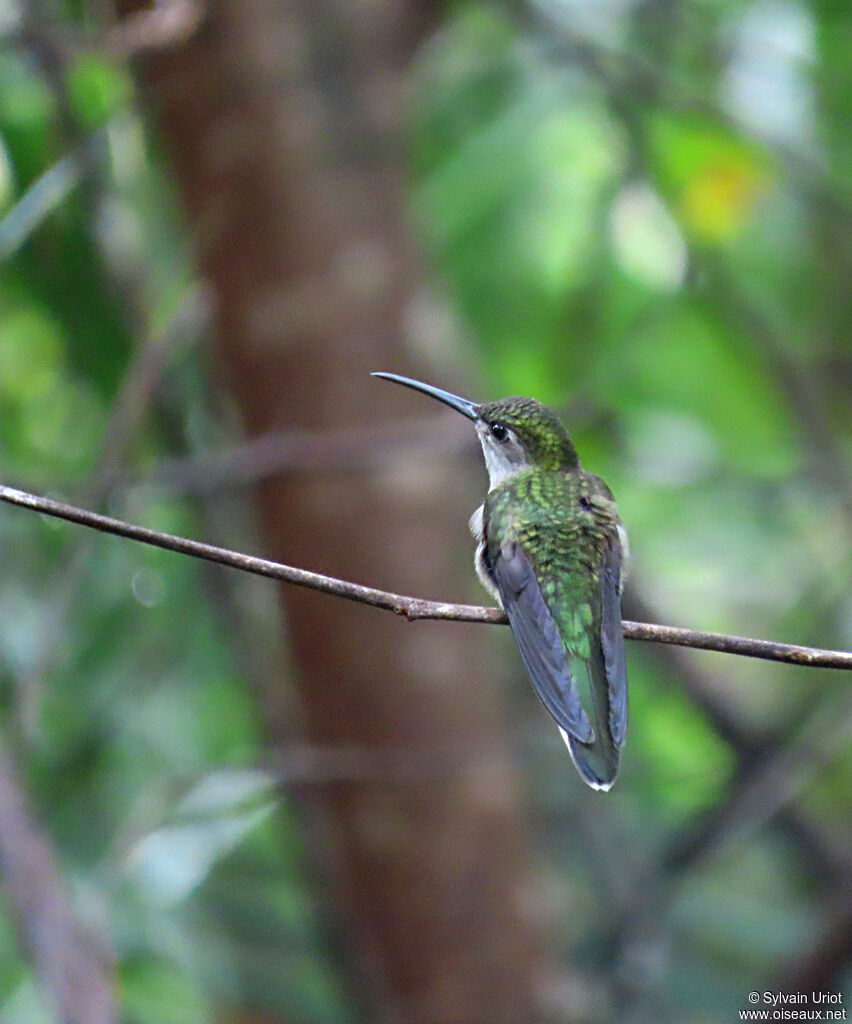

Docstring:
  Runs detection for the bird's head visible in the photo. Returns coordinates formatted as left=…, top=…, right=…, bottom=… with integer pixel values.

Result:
left=373, top=373, right=579, bottom=488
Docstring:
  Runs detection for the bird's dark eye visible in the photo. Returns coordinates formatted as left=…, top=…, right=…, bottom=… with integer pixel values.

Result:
left=490, top=422, right=509, bottom=443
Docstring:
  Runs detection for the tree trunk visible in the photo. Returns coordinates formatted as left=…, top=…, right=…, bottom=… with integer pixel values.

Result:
left=113, top=1, right=549, bottom=1020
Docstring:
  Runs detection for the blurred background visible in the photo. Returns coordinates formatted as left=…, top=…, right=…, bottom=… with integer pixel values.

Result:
left=0, top=0, right=850, bottom=1022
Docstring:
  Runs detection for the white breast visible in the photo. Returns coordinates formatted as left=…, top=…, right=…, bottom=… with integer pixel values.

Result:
left=468, top=504, right=484, bottom=541
left=468, top=503, right=501, bottom=604
left=616, top=522, right=630, bottom=592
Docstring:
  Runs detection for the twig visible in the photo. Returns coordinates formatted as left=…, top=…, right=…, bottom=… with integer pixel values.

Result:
left=523, top=9, right=852, bottom=222
left=0, top=740, right=116, bottom=1024
left=609, top=682, right=852, bottom=1006
left=4, top=0, right=203, bottom=60
left=11, top=296, right=195, bottom=737
left=102, top=0, right=203, bottom=58
left=0, top=150, right=83, bottom=259
left=623, top=587, right=762, bottom=750
left=777, top=889, right=852, bottom=994
left=1, top=484, right=850, bottom=669
left=625, top=586, right=848, bottom=883
left=126, top=394, right=594, bottom=498
left=130, top=412, right=476, bottom=496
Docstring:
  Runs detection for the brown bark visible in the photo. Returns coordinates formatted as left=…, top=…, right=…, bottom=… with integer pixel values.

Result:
left=113, top=1, right=548, bottom=1021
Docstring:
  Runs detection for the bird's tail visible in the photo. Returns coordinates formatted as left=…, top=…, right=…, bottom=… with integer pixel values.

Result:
left=561, top=648, right=621, bottom=790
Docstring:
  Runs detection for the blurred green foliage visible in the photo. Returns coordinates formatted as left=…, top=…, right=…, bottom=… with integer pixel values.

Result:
left=0, top=0, right=850, bottom=1022
left=410, top=3, right=850, bottom=1016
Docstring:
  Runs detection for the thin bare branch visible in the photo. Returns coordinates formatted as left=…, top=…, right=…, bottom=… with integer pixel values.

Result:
left=131, top=412, right=476, bottom=496
left=1, top=484, right=849, bottom=669
left=0, top=150, right=83, bottom=259
left=624, top=620, right=850, bottom=667
left=103, top=0, right=203, bottom=58
left=5, top=0, right=202, bottom=60
left=521, top=7, right=852, bottom=222
left=0, top=740, right=116, bottom=1024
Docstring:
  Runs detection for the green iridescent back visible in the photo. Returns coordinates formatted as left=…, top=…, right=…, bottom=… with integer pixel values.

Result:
left=483, top=465, right=625, bottom=786
left=484, top=469, right=619, bottom=632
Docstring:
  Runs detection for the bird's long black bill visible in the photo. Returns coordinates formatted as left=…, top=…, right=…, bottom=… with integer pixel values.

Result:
left=372, top=372, right=479, bottom=420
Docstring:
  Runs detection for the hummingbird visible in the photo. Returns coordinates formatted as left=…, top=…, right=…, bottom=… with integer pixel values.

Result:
left=373, top=372, right=628, bottom=790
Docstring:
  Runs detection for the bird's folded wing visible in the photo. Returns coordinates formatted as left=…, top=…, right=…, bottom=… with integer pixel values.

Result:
left=600, top=541, right=628, bottom=748
left=491, top=540, right=594, bottom=743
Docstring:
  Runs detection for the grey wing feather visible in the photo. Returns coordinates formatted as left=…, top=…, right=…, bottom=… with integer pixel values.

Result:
left=600, top=543, right=628, bottom=747
left=491, top=541, right=595, bottom=743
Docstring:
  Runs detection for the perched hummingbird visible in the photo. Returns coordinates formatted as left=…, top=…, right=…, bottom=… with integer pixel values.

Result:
left=373, top=372, right=628, bottom=790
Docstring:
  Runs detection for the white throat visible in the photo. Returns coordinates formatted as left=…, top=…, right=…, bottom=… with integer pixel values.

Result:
left=476, top=424, right=531, bottom=490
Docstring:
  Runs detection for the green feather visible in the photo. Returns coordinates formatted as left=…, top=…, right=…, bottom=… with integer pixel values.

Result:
left=485, top=466, right=625, bottom=788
